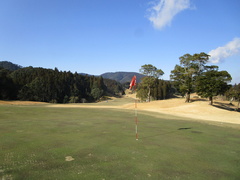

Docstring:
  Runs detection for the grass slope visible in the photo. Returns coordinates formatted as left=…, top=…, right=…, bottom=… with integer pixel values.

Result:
left=0, top=105, right=240, bottom=179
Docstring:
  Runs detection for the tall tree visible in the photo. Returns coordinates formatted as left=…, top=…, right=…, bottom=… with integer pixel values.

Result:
left=170, top=52, right=209, bottom=102
left=225, top=83, right=240, bottom=111
left=91, top=80, right=104, bottom=101
left=138, top=64, right=164, bottom=102
left=195, top=66, right=232, bottom=105
left=157, top=81, right=163, bottom=100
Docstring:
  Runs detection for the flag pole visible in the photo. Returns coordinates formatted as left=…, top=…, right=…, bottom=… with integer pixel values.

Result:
left=135, top=98, right=138, bottom=140
left=129, top=75, right=138, bottom=140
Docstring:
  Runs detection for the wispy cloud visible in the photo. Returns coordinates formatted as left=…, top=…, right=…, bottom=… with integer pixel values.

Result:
left=147, top=0, right=191, bottom=30
left=209, top=37, right=240, bottom=63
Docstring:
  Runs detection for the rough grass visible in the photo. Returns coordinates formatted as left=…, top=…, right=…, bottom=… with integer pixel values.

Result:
left=0, top=105, right=240, bottom=179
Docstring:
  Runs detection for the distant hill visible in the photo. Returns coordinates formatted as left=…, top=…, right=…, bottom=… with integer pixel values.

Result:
left=0, top=61, right=144, bottom=84
left=101, top=72, right=145, bottom=84
left=0, top=61, right=22, bottom=71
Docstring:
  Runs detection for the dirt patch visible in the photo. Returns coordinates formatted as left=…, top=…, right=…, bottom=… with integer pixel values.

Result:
left=65, top=156, right=74, bottom=161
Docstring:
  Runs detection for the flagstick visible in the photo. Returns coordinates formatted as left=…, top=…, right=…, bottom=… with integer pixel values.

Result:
left=129, top=75, right=138, bottom=140
left=135, top=99, right=138, bottom=140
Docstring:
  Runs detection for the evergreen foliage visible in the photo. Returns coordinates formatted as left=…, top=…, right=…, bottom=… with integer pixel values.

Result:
left=1, top=57, right=235, bottom=105
left=137, top=64, right=164, bottom=102
left=170, top=52, right=210, bottom=102
left=137, top=79, right=174, bottom=101
left=103, top=78, right=125, bottom=96
left=136, top=64, right=173, bottom=101
left=0, top=66, right=124, bottom=103
left=171, top=53, right=233, bottom=104
left=224, top=84, right=240, bottom=110
left=0, top=68, right=17, bottom=99
left=195, top=66, right=232, bottom=105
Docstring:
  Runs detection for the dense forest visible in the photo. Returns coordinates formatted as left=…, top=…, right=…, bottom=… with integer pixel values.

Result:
left=137, top=79, right=174, bottom=101
left=0, top=62, right=125, bottom=103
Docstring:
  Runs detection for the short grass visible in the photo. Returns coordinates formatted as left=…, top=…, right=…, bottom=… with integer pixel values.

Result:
left=0, top=105, right=240, bottom=179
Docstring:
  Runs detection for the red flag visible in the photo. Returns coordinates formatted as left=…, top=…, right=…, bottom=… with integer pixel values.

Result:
left=129, top=75, right=136, bottom=90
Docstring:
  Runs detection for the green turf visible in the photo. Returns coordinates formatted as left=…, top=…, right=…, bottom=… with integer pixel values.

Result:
left=0, top=104, right=240, bottom=179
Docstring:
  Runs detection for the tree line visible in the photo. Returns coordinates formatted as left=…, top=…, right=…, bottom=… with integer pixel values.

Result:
left=1, top=56, right=239, bottom=108
left=0, top=65, right=125, bottom=103
left=137, top=79, right=174, bottom=101
left=136, top=52, right=239, bottom=109
left=225, top=83, right=240, bottom=109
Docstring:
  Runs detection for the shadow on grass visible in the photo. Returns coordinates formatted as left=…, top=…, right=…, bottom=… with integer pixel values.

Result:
left=191, top=98, right=208, bottom=102
left=140, top=127, right=192, bottom=139
left=178, top=127, right=192, bottom=130
left=190, top=98, right=239, bottom=112
left=212, top=102, right=240, bottom=112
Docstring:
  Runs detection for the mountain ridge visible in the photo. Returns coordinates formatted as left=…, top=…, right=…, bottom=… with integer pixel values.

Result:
left=0, top=61, right=22, bottom=71
left=0, top=61, right=144, bottom=83
left=101, top=72, right=144, bottom=83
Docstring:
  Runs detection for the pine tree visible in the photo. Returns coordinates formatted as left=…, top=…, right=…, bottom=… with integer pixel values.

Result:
left=196, top=66, right=232, bottom=105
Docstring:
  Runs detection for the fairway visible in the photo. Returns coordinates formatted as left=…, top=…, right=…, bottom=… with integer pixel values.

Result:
left=0, top=104, right=240, bottom=179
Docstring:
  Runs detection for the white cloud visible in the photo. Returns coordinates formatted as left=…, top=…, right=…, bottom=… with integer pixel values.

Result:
left=209, top=37, right=240, bottom=63
left=148, top=0, right=191, bottom=30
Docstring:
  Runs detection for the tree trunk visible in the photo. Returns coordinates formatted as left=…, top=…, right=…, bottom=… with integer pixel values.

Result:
left=185, top=92, right=190, bottom=103
left=209, top=96, right=213, bottom=105
left=147, top=86, right=151, bottom=102
left=230, top=97, right=234, bottom=104
left=237, top=99, right=240, bottom=111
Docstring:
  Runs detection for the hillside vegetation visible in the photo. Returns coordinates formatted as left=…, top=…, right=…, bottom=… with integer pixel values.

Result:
left=101, top=72, right=145, bottom=83
left=0, top=61, right=22, bottom=71
left=0, top=62, right=125, bottom=103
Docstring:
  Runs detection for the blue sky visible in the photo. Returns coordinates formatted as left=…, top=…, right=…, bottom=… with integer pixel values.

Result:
left=0, top=0, right=240, bottom=84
